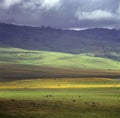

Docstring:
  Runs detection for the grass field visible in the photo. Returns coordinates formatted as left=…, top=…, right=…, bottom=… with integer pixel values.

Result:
left=0, top=78, right=120, bottom=89
left=0, top=47, right=120, bottom=70
left=0, top=47, right=120, bottom=118
left=0, top=78, right=120, bottom=118
left=1, top=47, right=120, bottom=80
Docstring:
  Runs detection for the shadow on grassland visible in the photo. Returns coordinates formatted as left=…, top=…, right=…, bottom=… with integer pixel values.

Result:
left=0, top=64, right=120, bottom=81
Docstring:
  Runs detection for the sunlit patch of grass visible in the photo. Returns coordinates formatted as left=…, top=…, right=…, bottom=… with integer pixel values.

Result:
left=0, top=78, right=120, bottom=89
left=0, top=84, right=120, bottom=89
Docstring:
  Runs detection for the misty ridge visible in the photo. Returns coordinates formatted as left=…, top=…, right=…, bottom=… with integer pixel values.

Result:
left=0, top=23, right=120, bottom=61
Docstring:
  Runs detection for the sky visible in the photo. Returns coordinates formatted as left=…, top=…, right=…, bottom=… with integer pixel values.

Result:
left=0, top=0, right=120, bottom=29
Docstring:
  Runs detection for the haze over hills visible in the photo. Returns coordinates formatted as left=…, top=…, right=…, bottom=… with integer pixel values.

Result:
left=0, top=23, right=120, bottom=61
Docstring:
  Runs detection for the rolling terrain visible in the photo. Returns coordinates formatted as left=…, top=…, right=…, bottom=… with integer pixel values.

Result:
left=0, top=47, right=120, bottom=81
left=0, top=47, right=120, bottom=69
left=0, top=23, right=120, bottom=118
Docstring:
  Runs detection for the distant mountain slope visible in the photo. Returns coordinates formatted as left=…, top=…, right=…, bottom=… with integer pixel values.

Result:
left=0, top=23, right=120, bottom=60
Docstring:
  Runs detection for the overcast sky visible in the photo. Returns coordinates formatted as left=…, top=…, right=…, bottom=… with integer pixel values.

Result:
left=0, top=0, right=120, bottom=29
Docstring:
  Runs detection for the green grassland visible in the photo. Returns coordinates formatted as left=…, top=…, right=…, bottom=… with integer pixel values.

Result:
left=0, top=47, right=120, bottom=70
left=0, top=47, right=120, bottom=80
left=0, top=47, right=120, bottom=118
left=0, top=78, right=120, bottom=118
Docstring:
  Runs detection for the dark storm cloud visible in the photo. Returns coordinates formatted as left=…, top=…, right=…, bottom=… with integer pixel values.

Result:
left=0, top=0, right=120, bottom=28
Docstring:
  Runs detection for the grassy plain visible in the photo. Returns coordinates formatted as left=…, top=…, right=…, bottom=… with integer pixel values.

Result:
left=0, top=78, right=120, bottom=118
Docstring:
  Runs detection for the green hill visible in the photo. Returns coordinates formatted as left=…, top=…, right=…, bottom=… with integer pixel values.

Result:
left=1, top=47, right=120, bottom=80
left=0, top=47, right=120, bottom=70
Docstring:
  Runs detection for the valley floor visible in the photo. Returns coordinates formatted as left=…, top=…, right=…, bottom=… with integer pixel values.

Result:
left=0, top=78, right=120, bottom=118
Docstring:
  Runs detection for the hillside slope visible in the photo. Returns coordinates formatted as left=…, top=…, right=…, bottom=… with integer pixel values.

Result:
left=0, top=47, right=120, bottom=70
left=0, top=47, right=120, bottom=80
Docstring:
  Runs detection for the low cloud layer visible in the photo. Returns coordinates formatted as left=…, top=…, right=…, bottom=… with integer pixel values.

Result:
left=0, top=0, right=120, bottom=29
left=76, top=10, right=114, bottom=20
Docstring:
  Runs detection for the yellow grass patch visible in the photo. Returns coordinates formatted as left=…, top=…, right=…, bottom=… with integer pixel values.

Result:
left=0, top=84, right=120, bottom=89
left=0, top=78, right=120, bottom=89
